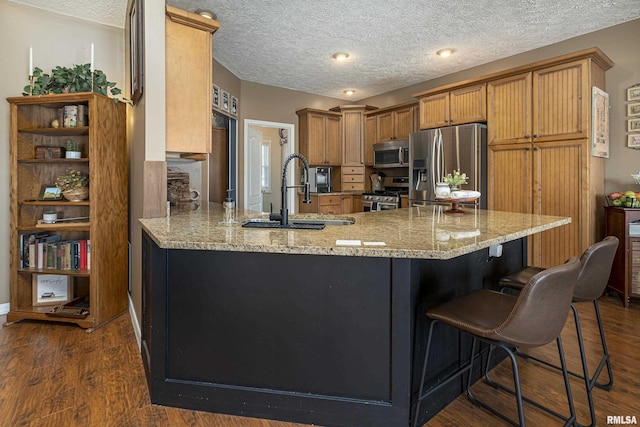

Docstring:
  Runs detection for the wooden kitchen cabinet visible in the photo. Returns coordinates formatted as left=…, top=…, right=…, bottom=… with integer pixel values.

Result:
left=604, top=207, right=640, bottom=307
left=297, top=109, right=342, bottom=166
left=487, top=59, right=592, bottom=145
left=364, top=115, right=376, bottom=165
left=330, top=105, right=377, bottom=190
left=209, top=126, right=228, bottom=203
left=487, top=49, right=612, bottom=267
left=364, top=101, right=418, bottom=165
left=297, top=193, right=359, bottom=214
left=165, top=6, right=220, bottom=153
left=416, top=83, right=486, bottom=130
left=376, top=105, right=416, bottom=142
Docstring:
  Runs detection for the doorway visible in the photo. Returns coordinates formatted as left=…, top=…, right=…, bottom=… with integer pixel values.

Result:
left=209, top=115, right=238, bottom=204
left=244, top=120, right=295, bottom=214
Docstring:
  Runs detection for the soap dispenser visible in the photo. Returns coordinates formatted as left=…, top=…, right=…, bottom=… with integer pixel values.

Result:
left=222, top=189, right=236, bottom=225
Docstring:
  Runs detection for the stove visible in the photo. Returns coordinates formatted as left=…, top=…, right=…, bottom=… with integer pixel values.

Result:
left=361, top=190, right=407, bottom=212
left=362, top=175, right=409, bottom=212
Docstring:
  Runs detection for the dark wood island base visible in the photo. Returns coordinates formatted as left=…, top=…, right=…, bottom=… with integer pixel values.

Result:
left=141, top=231, right=526, bottom=427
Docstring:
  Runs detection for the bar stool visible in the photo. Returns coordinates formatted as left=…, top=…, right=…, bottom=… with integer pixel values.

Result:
left=412, top=257, right=581, bottom=427
left=499, top=236, right=619, bottom=427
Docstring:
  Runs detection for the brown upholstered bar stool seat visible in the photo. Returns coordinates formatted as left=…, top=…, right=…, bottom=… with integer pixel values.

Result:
left=413, top=257, right=581, bottom=427
left=499, top=236, right=618, bottom=427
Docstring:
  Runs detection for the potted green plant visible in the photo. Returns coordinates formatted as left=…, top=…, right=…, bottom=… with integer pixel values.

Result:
left=55, top=169, right=89, bottom=201
left=65, top=140, right=81, bottom=159
left=24, top=64, right=129, bottom=103
left=443, top=169, right=468, bottom=191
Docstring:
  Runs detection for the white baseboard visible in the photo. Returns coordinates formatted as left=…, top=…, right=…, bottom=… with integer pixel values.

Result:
left=0, top=303, right=9, bottom=316
left=128, top=294, right=141, bottom=351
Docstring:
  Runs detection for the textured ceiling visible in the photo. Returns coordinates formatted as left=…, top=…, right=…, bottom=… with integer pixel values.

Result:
left=9, top=0, right=640, bottom=100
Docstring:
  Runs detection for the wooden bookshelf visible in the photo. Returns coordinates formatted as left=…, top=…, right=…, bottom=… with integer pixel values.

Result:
left=7, top=93, right=127, bottom=331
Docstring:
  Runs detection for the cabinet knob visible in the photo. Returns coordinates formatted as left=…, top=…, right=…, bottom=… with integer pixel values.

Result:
left=533, top=134, right=538, bottom=138
left=524, top=134, right=530, bottom=139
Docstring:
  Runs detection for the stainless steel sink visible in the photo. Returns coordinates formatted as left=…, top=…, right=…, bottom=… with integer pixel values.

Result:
left=242, top=217, right=354, bottom=228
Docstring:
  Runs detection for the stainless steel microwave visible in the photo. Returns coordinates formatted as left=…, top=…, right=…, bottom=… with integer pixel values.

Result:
left=373, top=140, right=409, bottom=168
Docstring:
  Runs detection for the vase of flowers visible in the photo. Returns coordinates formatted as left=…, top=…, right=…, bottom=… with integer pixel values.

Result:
left=56, top=169, right=89, bottom=201
left=443, top=169, right=468, bottom=191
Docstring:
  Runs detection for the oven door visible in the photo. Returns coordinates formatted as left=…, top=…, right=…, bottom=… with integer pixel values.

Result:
left=377, top=201, right=399, bottom=210
left=362, top=200, right=378, bottom=212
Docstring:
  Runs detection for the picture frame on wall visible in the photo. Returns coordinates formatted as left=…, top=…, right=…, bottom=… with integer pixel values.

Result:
left=33, top=274, right=72, bottom=306
left=627, top=86, right=640, bottom=102
left=128, top=0, right=144, bottom=104
left=231, top=96, right=238, bottom=116
left=591, top=86, right=609, bottom=158
left=628, top=102, right=640, bottom=117
left=628, top=118, right=640, bottom=133
left=221, top=90, right=230, bottom=112
left=628, top=134, right=640, bottom=149
left=212, top=84, right=220, bottom=108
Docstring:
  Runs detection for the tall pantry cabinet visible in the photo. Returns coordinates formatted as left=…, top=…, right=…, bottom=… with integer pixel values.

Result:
left=7, top=93, right=127, bottom=330
left=486, top=49, right=613, bottom=267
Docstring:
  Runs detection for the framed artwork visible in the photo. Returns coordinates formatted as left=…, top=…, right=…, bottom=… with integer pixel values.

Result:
left=628, top=118, right=640, bottom=133
left=128, top=0, right=144, bottom=104
left=591, top=87, right=609, bottom=158
left=39, top=184, right=62, bottom=201
left=33, top=274, right=72, bottom=306
left=221, top=90, right=229, bottom=112
left=231, top=95, right=238, bottom=116
left=627, top=86, right=640, bottom=102
left=212, top=84, right=220, bottom=108
left=628, top=102, right=640, bottom=117
left=629, top=134, right=640, bottom=149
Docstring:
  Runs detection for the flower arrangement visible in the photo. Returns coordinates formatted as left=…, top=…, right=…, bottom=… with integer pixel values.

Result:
left=55, top=169, right=89, bottom=192
left=443, top=169, right=468, bottom=189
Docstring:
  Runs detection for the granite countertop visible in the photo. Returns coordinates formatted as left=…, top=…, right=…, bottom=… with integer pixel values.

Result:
left=139, top=204, right=570, bottom=260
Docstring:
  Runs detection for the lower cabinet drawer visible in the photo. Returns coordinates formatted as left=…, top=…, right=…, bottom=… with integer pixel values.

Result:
left=342, top=183, right=365, bottom=191
left=319, top=204, right=341, bottom=214
left=342, top=174, right=364, bottom=183
left=319, top=195, right=341, bottom=205
left=342, top=166, right=365, bottom=175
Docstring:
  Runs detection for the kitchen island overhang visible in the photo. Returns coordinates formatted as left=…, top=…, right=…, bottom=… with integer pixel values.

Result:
left=140, top=205, right=570, bottom=427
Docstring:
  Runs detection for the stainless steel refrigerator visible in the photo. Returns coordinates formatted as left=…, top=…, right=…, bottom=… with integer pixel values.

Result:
left=409, top=123, right=487, bottom=208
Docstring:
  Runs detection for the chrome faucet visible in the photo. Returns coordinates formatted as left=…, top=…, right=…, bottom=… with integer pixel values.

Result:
left=273, top=153, right=311, bottom=226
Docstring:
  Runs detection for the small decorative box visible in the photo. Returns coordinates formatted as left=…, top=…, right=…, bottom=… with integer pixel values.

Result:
left=35, top=146, right=66, bottom=159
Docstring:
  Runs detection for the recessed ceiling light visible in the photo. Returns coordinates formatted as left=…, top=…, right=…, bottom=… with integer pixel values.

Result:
left=195, top=9, right=216, bottom=19
left=333, top=53, right=349, bottom=61
left=436, top=49, right=454, bottom=58
left=344, top=89, right=356, bottom=96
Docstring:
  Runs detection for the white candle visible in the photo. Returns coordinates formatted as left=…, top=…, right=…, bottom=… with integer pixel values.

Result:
left=29, top=47, right=33, bottom=76
left=90, top=43, right=94, bottom=72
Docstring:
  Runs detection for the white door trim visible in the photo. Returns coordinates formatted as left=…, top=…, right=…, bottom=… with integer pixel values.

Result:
left=243, top=119, right=295, bottom=213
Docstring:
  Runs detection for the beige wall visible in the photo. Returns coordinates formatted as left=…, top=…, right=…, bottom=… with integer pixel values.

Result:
left=0, top=0, right=124, bottom=306
left=359, top=18, right=640, bottom=194
left=236, top=81, right=344, bottom=207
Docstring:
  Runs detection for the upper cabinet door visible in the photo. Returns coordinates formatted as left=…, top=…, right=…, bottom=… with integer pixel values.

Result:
left=364, top=115, right=376, bottom=166
left=392, top=106, right=415, bottom=140
left=419, top=92, right=449, bottom=129
left=532, top=59, right=589, bottom=142
left=449, top=83, right=486, bottom=125
left=165, top=7, right=219, bottom=153
left=306, top=113, right=327, bottom=165
left=487, top=73, right=532, bottom=145
left=325, top=115, right=342, bottom=166
left=376, top=111, right=394, bottom=142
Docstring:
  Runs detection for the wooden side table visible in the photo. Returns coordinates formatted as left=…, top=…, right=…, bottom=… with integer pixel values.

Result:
left=604, top=206, right=640, bottom=307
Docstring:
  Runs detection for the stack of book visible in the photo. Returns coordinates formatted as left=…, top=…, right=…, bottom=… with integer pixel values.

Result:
left=20, top=232, right=90, bottom=271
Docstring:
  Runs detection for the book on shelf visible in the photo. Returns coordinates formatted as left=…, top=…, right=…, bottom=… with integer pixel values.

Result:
left=20, top=232, right=90, bottom=271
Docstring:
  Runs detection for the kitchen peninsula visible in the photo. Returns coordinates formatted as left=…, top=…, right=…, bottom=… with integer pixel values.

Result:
left=140, top=205, right=569, bottom=427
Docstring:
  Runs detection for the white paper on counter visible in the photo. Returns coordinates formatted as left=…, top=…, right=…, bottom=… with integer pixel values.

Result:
left=363, top=241, right=386, bottom=246
left=336, top=240, right=362, bottom=246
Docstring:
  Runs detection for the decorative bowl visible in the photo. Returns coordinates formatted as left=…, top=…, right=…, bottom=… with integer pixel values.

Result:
left=62, top=186, right=89, bottom=201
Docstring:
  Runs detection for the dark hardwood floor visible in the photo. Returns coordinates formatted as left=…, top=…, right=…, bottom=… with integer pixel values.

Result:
left=0, top=295, right=638, bottom=426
